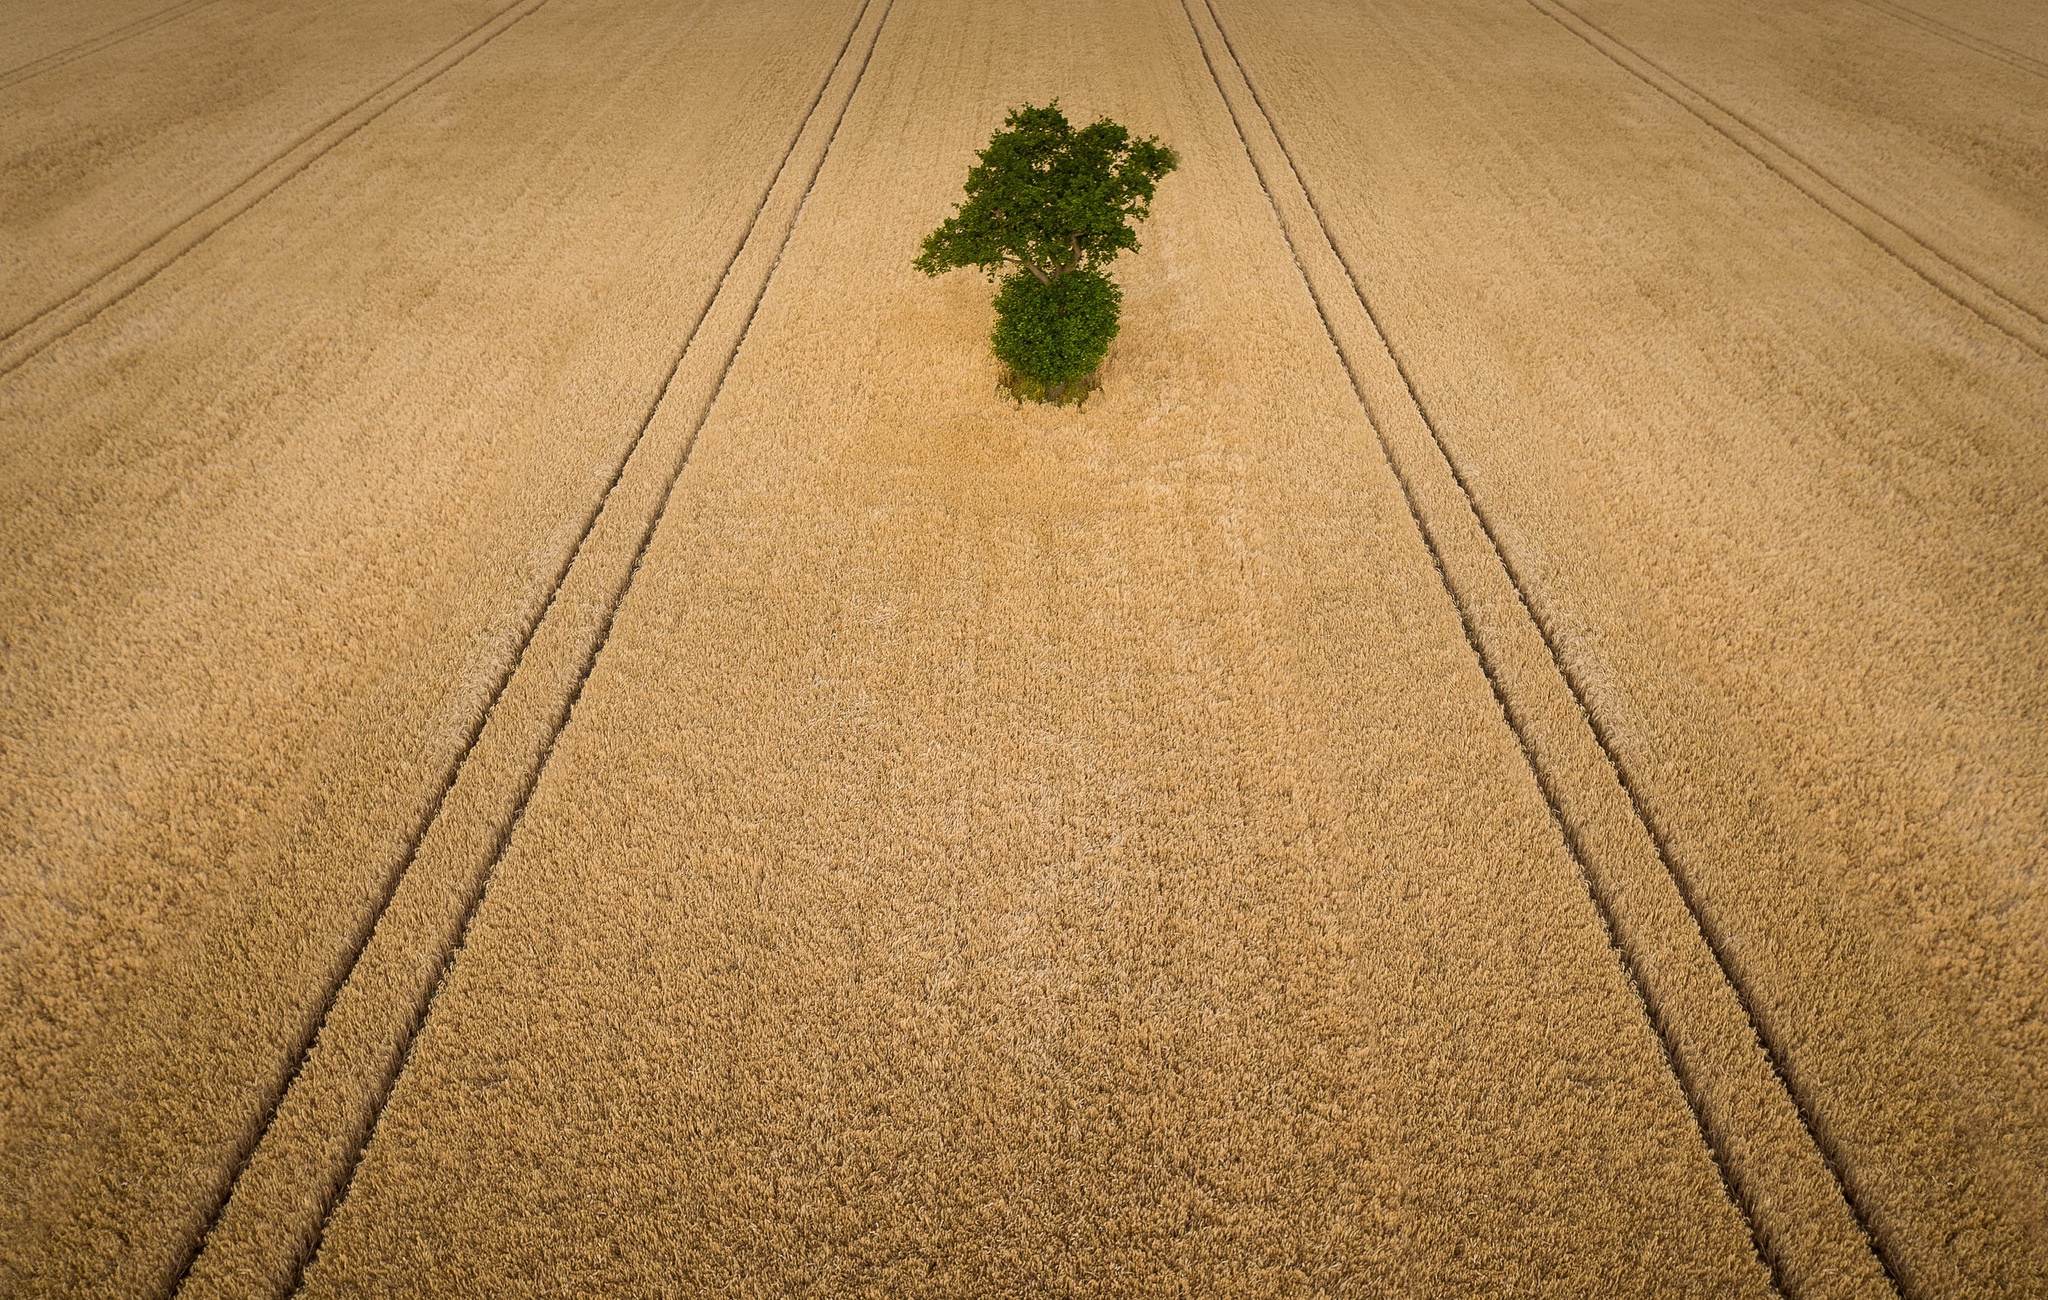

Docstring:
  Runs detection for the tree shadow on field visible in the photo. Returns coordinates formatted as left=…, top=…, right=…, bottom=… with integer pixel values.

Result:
left=996, top=362, right=1103, bottom=409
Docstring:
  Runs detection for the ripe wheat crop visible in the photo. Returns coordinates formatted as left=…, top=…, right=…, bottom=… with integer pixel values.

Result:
left=2, top=0, right=2042, bottom=1293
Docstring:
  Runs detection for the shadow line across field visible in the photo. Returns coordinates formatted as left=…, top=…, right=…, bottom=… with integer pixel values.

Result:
left=1184, top=0, right=1912, bottom=1296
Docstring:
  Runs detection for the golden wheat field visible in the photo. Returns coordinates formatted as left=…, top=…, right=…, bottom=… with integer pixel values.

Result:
left=2, top=0, right=2043, bottom=1294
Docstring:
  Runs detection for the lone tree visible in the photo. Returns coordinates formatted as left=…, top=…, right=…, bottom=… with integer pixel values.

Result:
left=915, top=101, right=1178, bottom=405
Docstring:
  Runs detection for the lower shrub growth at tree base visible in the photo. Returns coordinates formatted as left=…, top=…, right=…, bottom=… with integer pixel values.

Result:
left=990, top=269, right=1121, bottom=405
left=996, top=363, right=1103, bottom=407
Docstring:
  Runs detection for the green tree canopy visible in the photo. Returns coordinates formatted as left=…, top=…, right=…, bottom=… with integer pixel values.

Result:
left=914, top=101, right=1179, bottom=286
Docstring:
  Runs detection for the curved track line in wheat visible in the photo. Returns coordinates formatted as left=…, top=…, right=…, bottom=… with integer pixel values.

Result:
left=1194, top=0, right=1913, bottom=1292
left=275, top=2, right=897, bottom=1292
left=1526, top=0, right=2048, bottom=363
left=160, top=6, right=884, bottom=1297
left=0, top=0, right=227, bottom=90
left=0, top=0, right=551, bottom=377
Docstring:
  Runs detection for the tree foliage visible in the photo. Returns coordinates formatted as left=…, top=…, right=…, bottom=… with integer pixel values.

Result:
left=990, top=270, right=1122, bottom=400
left=915, top=102, right=1179, bottom=286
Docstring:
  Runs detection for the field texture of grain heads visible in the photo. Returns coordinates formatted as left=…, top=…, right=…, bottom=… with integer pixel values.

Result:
left=1198, top=0, right=2047, bottom=1291
left=2, top=0, right=2042, bottom=1295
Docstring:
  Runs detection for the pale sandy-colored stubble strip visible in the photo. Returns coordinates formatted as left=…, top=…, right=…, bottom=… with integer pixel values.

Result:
left=1519, top=0, right=2048, bottom=364
left=172, top=4, right=888, bottom=1295
left=300, top=0, right=1772, bottom=1290
left=0, top=0, right=225, bottom=90
left=1187, top=2, right=1894, bottom=1296
left=0, top=0, right=546, bottom=370
left=1554, top=0, right=2048, bottom=331
left=0, top=0, right=874, bottom=1291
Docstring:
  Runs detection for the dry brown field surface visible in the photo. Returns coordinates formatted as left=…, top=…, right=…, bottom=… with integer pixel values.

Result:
left=1, top=0, right=2041, bottom=1295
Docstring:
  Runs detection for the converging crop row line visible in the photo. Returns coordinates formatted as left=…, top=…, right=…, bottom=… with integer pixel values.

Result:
left=157, top=3, right=881, bottom=1294
left=0, top=0, right=552, bottom=375
left=1183, top=0, right=1909, bottom=1295
left=1844, top=0, right=2048, bottom=81
left=1529, top=0, right=2048, bottom=363
left=0, top=0, right=227, bottom=90
left=168, top=1, right=899, bottom=1294
left=1171, top=1, right=1768, bottom=1288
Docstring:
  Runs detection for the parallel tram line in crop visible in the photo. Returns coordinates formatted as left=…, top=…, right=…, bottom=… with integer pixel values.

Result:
left=0, top=0, right=554, bottom=376
left=1523, top=0, right=2048, bottom=362
left=20, top=0, right=1995, bottom=1285
left=161, top=3, right=886, bottom=1295
left=1192, top=0, right=1913, bottom=1293
left=1843, top=0, right=2048, bottom=80
left=0, top=0, right=228, bottom=90
left=278, top=0, right=898, bottom=1290
left=1196, top=0, right=1916, bottom=1293
left=1169, top=2, right=1786, bottom=1290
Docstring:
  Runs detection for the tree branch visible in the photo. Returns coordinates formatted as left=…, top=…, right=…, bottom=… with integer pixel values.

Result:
left=1012, top=254, right=1051, bottom=284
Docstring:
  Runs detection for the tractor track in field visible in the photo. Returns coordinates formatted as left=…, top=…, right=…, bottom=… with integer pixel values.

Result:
left=5, top=0, right=2033, bottom=1289
left=0, top=0, right=553, bottom=376
left=0, top=0, right=227, bottom=90
left=248, top=0, right=893, bottom=1291
left=1172, top=1, right=1775, bottom=1288
left=1526, top=0, right=2048, bottom=364
left=1187, top=0, right=1912, bottom=1294
left=161, top=3, right=886, bottom=1295
left=1845, top=0, right=2048, bottom=80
